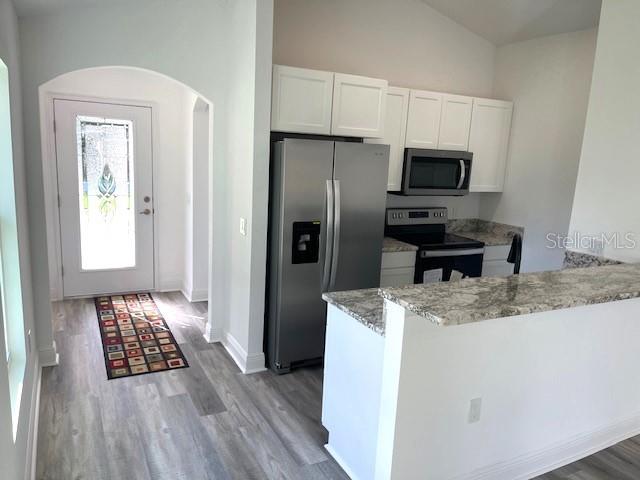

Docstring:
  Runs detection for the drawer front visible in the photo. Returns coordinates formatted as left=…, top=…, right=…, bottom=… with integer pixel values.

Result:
left=483, top=244, right=511, bottom=261
left=381, top=251, right=416, bottom=269
left=380, top=267, right=415, bottom=287
left=482, top=260, right=514, bottom=277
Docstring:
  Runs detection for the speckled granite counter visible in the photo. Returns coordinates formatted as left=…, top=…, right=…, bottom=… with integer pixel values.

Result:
left=322, top=288, right=385, bottom=335
left=563, top=250, right=623, bottom=269
left=380, top=263, right=640, bottom=327
left=447, top=219, right=524, bottom=246
left=382, top=237, right=419, bottom=253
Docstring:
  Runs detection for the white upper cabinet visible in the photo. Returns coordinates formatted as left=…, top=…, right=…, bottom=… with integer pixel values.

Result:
left=405, top=90, right=443, bottom=148
left=271, top=65, right=334, bottom=135
left=468, top=98, right=513, bottom=192
left=437, top=94, right=472, bottom=150
left=365, top=87, right=410, bottom=191
left=331, top=73, right=388, bottom=138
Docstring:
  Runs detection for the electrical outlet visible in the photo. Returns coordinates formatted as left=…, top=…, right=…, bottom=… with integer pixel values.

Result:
left=468, top=397, right=482, bottom=423
left=240, top=217, right=247, bottom=236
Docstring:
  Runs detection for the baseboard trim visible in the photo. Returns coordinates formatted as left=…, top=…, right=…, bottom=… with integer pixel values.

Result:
left=455, top=412, right=640, bottom=480
left=26, top=361, right=42, bottom=480
left=325, top=444, right=360, bottom=480
left=38, top=342, right=59, bottom=367
left=181, top=286, right=208, bottom=303
left=221, top=332, right=266, bottom=374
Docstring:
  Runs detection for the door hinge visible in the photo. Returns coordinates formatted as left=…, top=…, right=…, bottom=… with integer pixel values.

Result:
left=53, top=119, right=56, bottom=134
left=57, top=194, right=61, bottom=208
left=61, top=265, right=64, bottom=276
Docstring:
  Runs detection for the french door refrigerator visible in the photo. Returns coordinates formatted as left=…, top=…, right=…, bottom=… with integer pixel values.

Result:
left=267, top=138, right=390, bottom=373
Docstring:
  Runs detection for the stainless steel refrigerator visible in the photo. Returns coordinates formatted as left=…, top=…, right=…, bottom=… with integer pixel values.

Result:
left=266, top=138, right=390, bottom=373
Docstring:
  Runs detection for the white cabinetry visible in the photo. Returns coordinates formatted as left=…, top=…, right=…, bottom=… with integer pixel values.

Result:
left=365, top=87, right=410, bottom=191
left=468, top=98, right=513, bottom=192
left=380, top=250, right=416, bottom=287
left=271, top=65, right=334, bottom=135
left=482, top=245, right=514, bottom=277
left=437, top=94, right=472, bottom=150
left=405, top=89, right=442, bottom=148
left=331, top=73, right=388, bottom=138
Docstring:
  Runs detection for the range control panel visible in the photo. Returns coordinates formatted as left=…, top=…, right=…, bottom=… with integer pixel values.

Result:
left=386, top=207, right=448, bottom=226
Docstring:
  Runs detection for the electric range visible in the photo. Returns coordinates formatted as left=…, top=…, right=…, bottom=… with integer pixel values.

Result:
left=385, top=207, right=485, bottom=283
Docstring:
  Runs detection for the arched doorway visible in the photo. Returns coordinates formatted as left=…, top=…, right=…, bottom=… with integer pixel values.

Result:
left=38, top=66, right=214, bottom=320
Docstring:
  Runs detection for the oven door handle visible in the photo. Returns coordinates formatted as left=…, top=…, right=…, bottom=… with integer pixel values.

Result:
left=457, top=160, right=466, bottom=189
left=420, top=248, right=484, bottom=258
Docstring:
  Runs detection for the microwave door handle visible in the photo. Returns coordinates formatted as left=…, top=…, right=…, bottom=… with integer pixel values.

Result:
left=322, top=180, right=334, bottom=293
left=457, top=160, right=466, bottom=189
left=329, top=180, right=341, bottom=291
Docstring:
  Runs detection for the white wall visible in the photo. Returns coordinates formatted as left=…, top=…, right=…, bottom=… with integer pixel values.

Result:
left=184, top=97, right=210, bottom=302
left=568, top=0, right=640, bottom=263
left=274, top=0, right=496, bottom=218
left=219, top=0, right=273, bottom=372
left=19, top=0, right=274, bottom=371
left=378, top=297, right=640, bottom=479
left=0, top=0, right=40, bottom=479
left=481, top=29, right=598, bottom=272
left=42, top=67, right=197, bottom=294
left=274, top=0, right=495, bottom=96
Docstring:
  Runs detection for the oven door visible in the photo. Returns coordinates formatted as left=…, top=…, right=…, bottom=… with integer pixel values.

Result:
left=415, top=248, right=484, bottom=283
left=402, top=149, right=472, bottom=196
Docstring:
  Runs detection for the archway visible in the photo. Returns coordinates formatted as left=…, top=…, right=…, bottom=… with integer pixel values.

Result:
left=38, top=66, right=215, bottom=334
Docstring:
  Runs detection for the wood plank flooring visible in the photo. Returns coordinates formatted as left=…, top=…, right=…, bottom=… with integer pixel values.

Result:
left=36, top=291, right=640, bottom=479
left=536, top=436, right=640, bottom=479
left=36, top=292, right=349, bottom=480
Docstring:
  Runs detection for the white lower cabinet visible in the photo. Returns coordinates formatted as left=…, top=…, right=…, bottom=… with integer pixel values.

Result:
left=482, top=245, right=514, bottom=277
left=380, top=250, right=416, bottom=287
left=365, top=87, right=410, bottom=191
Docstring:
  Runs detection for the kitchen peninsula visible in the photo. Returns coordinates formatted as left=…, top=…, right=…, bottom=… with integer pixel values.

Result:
left=322, top=264, right=640, bottom=480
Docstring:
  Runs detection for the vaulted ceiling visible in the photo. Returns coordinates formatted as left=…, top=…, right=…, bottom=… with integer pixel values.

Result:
left=421, top=0, right=602, bottom=46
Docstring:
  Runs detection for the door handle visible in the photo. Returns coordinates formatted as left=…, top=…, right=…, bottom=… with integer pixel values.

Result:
left=457, top=160, right=466, bottom=189
left=139, top=208, right=152, bottom=215
left=322, top=180, right=334, bottom=293
left=329, top=180, right=341, bottom=291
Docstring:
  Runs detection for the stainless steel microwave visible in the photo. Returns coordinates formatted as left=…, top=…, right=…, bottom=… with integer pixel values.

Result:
left=400, top=148, right=473, bottom=196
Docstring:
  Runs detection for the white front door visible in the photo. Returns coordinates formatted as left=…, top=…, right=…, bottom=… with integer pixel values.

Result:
left=54, top=99, right=155, bottom=297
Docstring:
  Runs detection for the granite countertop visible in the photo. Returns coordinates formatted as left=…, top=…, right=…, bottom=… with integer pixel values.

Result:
left=322, top=288, right=385, bottom=335
left=447, top=219, right=524, bottom=247
left=382, top=237, right=419, bottom=253
left=380, top=263, right=640, bottom=327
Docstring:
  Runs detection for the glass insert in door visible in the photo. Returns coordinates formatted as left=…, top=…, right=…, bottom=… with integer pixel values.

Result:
left=76, top=116, right=136, bottom=270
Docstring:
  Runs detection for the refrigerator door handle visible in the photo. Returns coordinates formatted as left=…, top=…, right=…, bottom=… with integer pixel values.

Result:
left=322, top=180, right=334, bottom=292
left=329, top=180, right=341, bottom=290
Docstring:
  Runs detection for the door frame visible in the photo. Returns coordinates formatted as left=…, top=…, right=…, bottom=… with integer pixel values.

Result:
left=40, top=92, right=161, bottom=299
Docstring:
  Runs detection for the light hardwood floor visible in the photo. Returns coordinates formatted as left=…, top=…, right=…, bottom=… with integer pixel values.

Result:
left=36, top=292, right=348, bottom=480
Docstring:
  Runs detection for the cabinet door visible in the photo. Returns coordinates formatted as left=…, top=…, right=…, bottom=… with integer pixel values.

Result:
left=271, top=65, right=334, bottom=135
left=405, top=89, right=443, bottom=148
left=380, top=267, right=415, bottom=287
left=438, top=94, right=472, bottom=150
left=468, top=98, right=513, bottom=192
left=331, top=73, right=388, bottom=138
left=365, top=87, right=410, bottom=191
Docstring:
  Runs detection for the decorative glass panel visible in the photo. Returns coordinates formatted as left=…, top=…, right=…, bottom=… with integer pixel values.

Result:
left=76, top=116, right=135, bottom=270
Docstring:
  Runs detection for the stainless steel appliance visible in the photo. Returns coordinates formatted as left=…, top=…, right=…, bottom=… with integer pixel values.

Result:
left=400, top=148, right=472, bottom=196
left=267, top=138, right=390, bottom=373
left=385, top=208, right=484, bottom=282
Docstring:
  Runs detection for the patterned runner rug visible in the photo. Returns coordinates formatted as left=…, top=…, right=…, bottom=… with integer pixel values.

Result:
left=95, top=293, right=189, bottom=379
